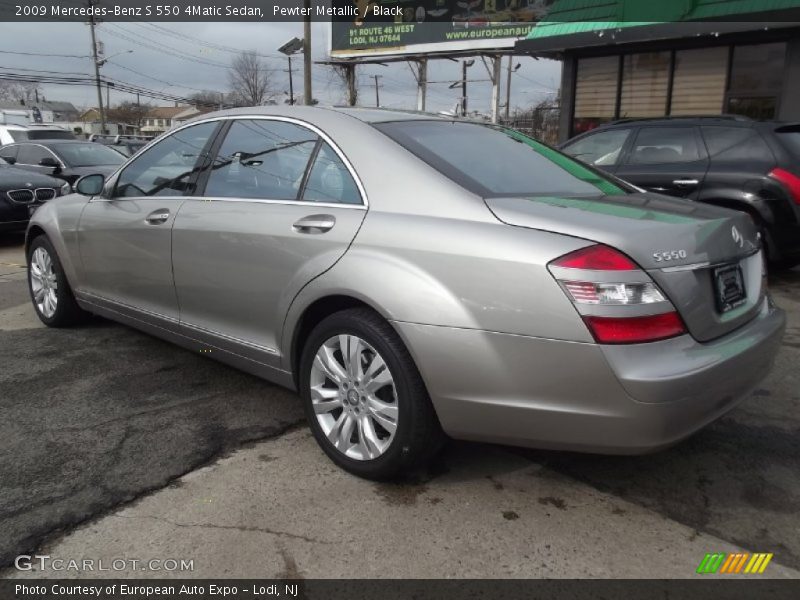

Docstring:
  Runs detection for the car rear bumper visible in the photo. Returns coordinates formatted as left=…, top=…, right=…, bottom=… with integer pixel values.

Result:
left=393, top=298, right=785, bottom=454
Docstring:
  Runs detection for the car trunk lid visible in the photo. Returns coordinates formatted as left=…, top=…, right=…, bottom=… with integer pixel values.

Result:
left=486, top=193, right=765, bottom=342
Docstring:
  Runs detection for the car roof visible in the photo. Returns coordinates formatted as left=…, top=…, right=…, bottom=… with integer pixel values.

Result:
left=182, top=105, right=448, bottom=127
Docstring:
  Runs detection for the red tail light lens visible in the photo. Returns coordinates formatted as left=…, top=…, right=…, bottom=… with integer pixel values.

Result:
left=769, top=168, right=800, bottom=205
left=552, top=244, right=638, bottom=270
left=583, top=312, right=686, bottom=344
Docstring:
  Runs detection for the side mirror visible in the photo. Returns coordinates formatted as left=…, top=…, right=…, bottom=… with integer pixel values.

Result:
left=75, top=174, right=105, bottom=196
left=39, top=157, right=59, bottom=168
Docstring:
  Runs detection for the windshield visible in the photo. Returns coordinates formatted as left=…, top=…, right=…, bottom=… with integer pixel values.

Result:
left=53, top=143, right=125, bottom=167
left=375, top=120, right=626, bottom=197
left=775, top=126, right=800, bottom=158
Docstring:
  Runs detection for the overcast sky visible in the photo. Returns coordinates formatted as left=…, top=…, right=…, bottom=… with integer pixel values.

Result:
left=1, top=21, right=561, bottom=115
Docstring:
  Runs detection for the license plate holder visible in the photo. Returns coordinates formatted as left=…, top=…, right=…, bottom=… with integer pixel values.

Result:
left=713, top=264, right=747, bottom=313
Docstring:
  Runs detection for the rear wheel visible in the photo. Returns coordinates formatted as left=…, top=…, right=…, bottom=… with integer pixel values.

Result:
left=299, top=307, right=443, bottom=480
left=27, top=235, right=86, bottom=327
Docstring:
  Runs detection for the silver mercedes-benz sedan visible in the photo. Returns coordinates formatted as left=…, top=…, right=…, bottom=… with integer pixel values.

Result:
left=25, top=107, right=785, bottom=479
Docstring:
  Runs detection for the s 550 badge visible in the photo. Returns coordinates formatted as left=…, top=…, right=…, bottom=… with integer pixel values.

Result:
left=653, top=250, right=688, bottom=262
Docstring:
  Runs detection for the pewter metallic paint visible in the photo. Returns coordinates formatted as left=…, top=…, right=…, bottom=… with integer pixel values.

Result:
left=27, top=106, right=786, bottom=454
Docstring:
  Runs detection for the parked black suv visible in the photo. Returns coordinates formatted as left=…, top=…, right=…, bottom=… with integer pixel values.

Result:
left=560, top=116, right=800, bottom=267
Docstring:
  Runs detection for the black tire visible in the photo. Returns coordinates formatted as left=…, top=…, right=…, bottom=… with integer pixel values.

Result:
left=27, top=235, right=86, bottom=327
left=299, top=307, right=444, bottom=480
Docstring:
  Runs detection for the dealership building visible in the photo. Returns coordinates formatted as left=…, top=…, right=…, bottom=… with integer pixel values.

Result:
left=515, top=0, right=800, bottom=141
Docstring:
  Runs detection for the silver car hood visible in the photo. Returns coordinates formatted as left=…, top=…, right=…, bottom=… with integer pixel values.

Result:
left=485, top=193, right=764, bottom=342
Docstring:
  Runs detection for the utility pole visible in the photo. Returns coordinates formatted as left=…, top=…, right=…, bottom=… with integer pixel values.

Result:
left=505, top=56, right=513, bottom=121
left=460, top=59, right=474, bottom=117
left=287, top=55, right=295, bottom=105
left=303, top=0, right=312, bottom=105
left=372, top=75, right=382, bottom=107
left=87, top=0, right=106, bottom=134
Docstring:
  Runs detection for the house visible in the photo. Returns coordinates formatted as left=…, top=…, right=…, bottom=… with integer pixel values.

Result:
left=0, top=100, right=79, bottom=125
left=140, top=106, right=205, bottom=135
left=514, top=0, right=800, bottom=141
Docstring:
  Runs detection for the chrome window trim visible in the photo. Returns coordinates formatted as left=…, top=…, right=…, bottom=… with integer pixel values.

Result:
left=10, top=143, right=66, bottom=169
left=184, top=196, right=367, bottom=211
left=103, top=115, right=369, bottom=208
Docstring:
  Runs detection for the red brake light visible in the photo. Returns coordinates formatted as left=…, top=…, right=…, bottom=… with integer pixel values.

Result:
left=583, top=312, right=686, bottom=344
left=769, top=168, right=800, bottom=205
left=553, top=244, right=638, bottom=271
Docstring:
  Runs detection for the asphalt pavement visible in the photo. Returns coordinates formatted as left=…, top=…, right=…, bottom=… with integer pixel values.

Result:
left=0, top=235, right=798, bottom=578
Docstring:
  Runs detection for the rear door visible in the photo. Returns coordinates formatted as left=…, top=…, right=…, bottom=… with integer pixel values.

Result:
left=615, top=126, right=709, bottom=198
left=171, top=118, right=366, bottom=368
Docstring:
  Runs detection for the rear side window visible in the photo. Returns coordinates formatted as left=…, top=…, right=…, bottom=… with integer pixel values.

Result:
left=205, top=119, right=318, bottom=200
left=628, top=127, right=703, bottom=164
left=774, top=125, right=800, bottom=159
left=562, top=128, right=631, bottom=166
left=375, top=121, right=624, bottom=197
left=9, top=130, right=28, bottom=142
left=701, top=126, right=773, bottom=162
left=302, top=142, right=361, bottom=204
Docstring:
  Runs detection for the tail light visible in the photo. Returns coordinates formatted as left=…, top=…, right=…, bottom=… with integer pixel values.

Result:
left=549, top=244, right=686, bottom=344
left=769, top=168, right=800, bottom=205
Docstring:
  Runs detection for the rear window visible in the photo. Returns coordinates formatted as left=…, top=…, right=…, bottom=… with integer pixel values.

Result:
left=775, top=125, right=800, bottom=158
left=26, top=130, right=75, bottom=141
left=375, top=120, right=625, bottom=197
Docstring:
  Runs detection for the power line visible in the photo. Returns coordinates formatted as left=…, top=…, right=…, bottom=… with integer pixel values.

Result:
left=0, top=49, right=88, bottom=59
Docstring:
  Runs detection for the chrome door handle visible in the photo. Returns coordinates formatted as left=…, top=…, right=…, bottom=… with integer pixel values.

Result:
left=145, top=210, right=170, bottom=225
left=292, top=214, right=335, bottom=233
left=673, top=179, right=699, bottom=186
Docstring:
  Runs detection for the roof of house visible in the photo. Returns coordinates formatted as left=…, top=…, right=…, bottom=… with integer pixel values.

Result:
left=0, top=100, right=78, bottom=113
left=145, top=106, right=194, bottom=119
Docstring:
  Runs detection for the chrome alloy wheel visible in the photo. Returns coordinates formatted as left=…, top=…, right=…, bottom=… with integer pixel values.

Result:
left=30, top=246, right=58, bottom=319
left=310, top=334, right=399, bottom=461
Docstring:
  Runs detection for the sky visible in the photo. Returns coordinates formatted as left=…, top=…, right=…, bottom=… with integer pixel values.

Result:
left=0, top=21, right=561, bottom=116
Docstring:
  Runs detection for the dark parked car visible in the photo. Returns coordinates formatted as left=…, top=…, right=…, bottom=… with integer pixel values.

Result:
left=560, top=116, right=800, bottom=267
left=0, top=140, right=125, bottom=185
left=0, top=156, right=68, bottom=232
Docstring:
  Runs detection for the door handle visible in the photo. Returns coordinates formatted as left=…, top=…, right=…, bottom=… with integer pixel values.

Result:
left=673, top=179, right=699, bottom=187
left=145, top=209, right=170, bottom=225
left=292, top=214, right=336, bottom=234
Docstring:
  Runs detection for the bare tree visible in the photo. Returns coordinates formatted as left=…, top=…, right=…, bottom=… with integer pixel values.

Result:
left=189, top=90, right=226, bottom=109
left=107, top=101, right=152, bottom=129
left=329, top=63, right=357, bottom=106
left=0, top=80, right=41, bottom=104
left=228, top=51, right=272, bottom=107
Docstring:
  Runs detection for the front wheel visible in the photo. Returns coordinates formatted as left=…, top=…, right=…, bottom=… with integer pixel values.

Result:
left=27, top=235, right=86, bottom=327
left=299, top=307, right=443, bottom=480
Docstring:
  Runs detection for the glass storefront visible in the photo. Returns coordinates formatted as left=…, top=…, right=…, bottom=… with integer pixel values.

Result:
left=572, top=42, right=787, bottom=133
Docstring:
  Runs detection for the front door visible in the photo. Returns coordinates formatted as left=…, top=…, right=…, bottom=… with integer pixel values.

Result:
left=77, top=121, right=221, bottom=323
left=171, top=118, right=367, bottom=367
left=615, top=126, right=710, bottom=199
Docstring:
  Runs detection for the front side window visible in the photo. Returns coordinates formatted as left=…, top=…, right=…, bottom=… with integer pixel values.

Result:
left=0, top=145, right=18, bottom=161
left=628, top=127, right=703, bottom=165
left=562, top=128, right=631, bottom=166
left=205, top=119, right=318, bottom=200
left=302, top=142, right=361, bottom=204
left=376, top=120, right=625, bottom=197
left=17, top=145, right=54, bottom=166
left=114, top=121, right=218, bottom=197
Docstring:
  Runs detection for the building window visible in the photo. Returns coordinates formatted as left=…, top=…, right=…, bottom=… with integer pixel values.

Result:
left=670, top=47, right=728, bottom=116
left=619, top=52, right=670, bottom=118
left=573, top=56, right=619, bottom=134
left=726, top=42, right=786, bottom=120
